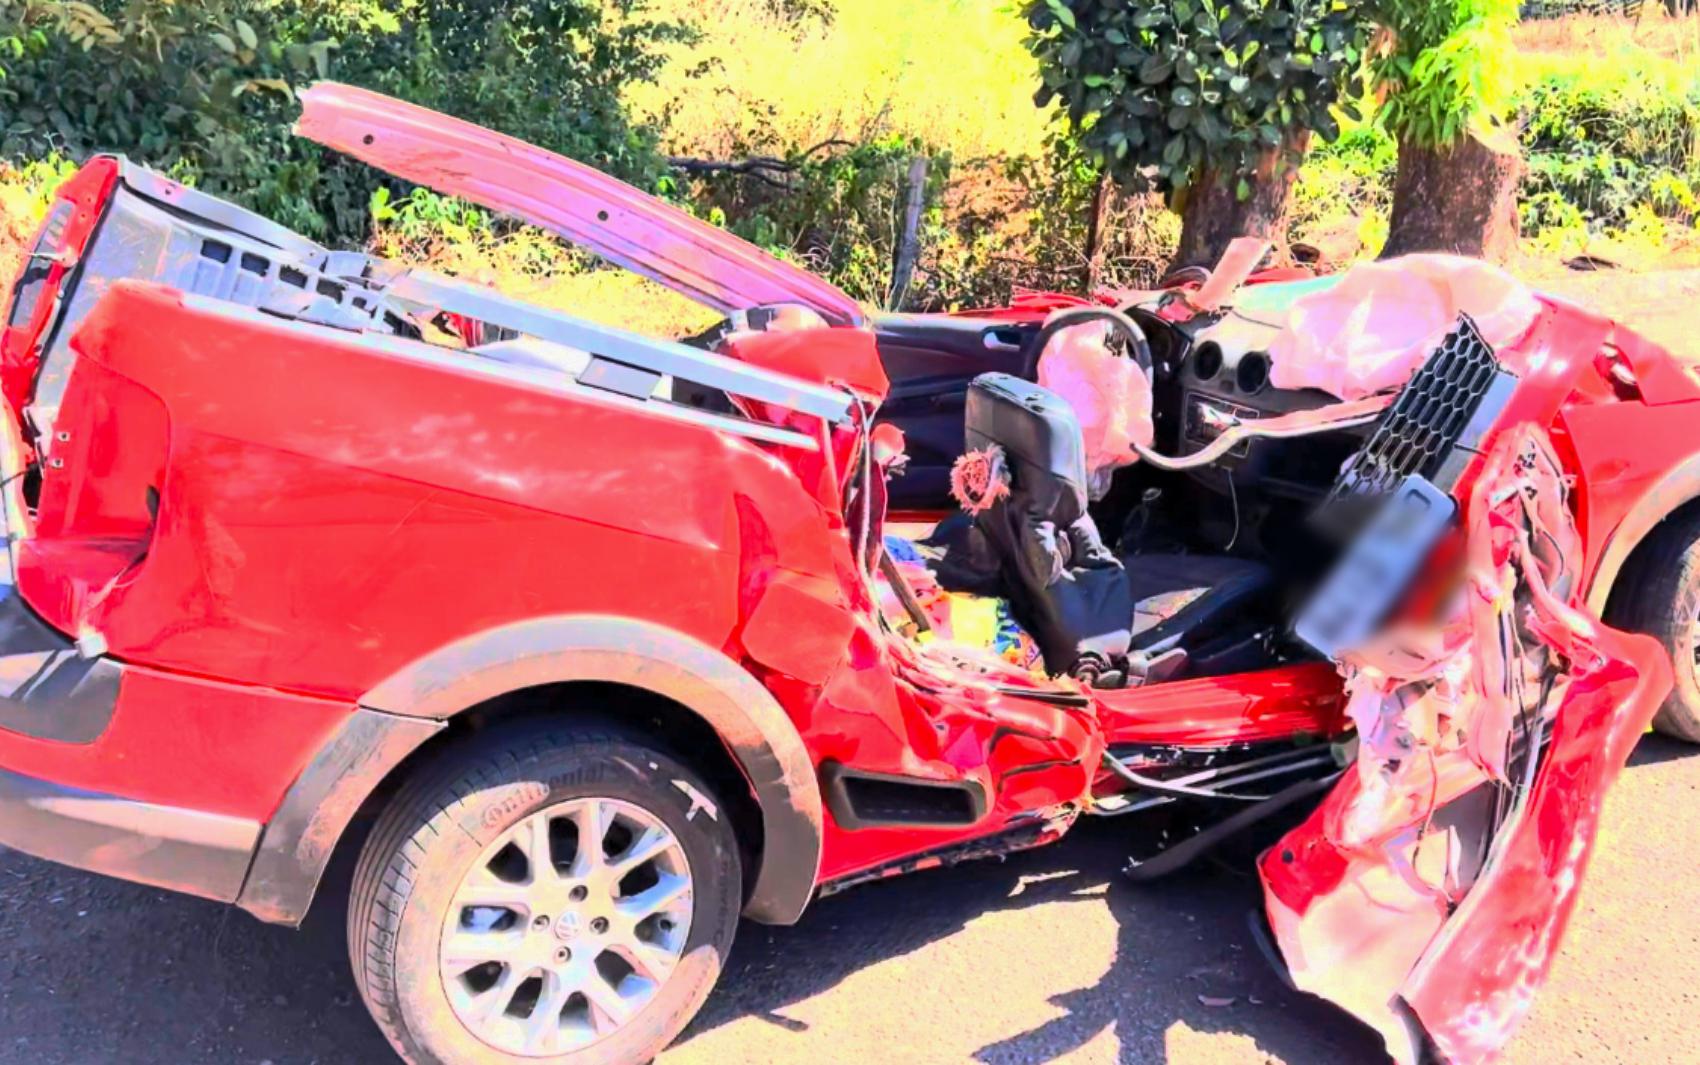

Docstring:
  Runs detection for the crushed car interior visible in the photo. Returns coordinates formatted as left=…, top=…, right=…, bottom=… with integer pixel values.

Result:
left=0, top=83, right=1692, bottom=1065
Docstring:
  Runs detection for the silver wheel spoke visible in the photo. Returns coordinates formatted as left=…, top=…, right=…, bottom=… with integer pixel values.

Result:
left=609, top=826, right=673, bottom=875
left=440, top=795, right=694, bottom=1057
left=613, top=938, right=678, bottom=983
left=617, top=873, right=690, bottom=921
left=454, top=877, right=531, bottom=911
left=443, top=929, right=524, bottom=972
left=582, top=971, right=635, bottom=1032
left=569, top=800, right=609, bottom=877
left=523, top=972, right=571, bottom=1053
left=466, top=964, right=528, bottom=1023
left=518, top=811, right=557, bottom=883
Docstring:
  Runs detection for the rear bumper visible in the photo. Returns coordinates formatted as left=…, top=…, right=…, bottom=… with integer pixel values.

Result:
left=0, top=763, right=260, bottom=902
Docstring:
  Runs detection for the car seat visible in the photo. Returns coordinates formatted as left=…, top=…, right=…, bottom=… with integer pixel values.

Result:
left=946, top=373, right=1276, bottom=683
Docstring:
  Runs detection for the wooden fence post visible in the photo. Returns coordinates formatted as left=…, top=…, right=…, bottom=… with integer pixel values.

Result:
left=888, top=157, right=930, bottom=311
left=1085, top=172, right=1113, bottom=292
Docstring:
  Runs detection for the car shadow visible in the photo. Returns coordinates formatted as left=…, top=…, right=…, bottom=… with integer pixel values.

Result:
left=1629, top=731, right=1698, bottom=767
left=678, top=817, right=1386, bottom=1064
left=0, top=813, right=1383, bottom=1065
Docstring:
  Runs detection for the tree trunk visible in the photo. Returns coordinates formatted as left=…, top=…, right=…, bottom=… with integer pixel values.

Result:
left=1084, top=172, right=1114, bottom=290
left=1381, top=128, right=1522, bottom=261
left=1172, top=129, right=1310, bottom=272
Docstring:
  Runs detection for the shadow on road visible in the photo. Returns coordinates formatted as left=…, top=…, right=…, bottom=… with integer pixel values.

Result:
left=678, top=818, right=1385, bottom=1064
left=1628, top=731, right=1698, bottom=767
left=4, top=729, right=1685, bottom=1064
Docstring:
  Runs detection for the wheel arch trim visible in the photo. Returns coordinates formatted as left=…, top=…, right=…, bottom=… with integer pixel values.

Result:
left=1585, top=453, right=1700, bottom=616
left=240, top=616, right=823, bottom=928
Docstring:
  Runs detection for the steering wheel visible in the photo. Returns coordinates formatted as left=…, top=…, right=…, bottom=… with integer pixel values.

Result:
left=1020, top=306, right=1154, bottom=382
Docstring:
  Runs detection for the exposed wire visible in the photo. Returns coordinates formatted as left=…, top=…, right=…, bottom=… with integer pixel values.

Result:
left=1226, top=307, right=1287, bottom=331
left=1224, top=469, right=1241, bottom=552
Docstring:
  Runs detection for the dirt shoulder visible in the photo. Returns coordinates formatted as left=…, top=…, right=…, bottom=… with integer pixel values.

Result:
left=1529, top=267, right=1700, bottom=356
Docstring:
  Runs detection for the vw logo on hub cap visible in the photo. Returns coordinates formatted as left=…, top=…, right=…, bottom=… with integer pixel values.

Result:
left=553, top=912, right=581, bottom=941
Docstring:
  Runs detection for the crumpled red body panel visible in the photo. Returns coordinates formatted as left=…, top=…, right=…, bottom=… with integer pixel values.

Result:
left=1260, top=424, right=1673, bottom=1063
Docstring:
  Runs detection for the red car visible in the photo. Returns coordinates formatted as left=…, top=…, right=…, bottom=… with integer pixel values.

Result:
left=0, top=84, right=1691, bottom=1065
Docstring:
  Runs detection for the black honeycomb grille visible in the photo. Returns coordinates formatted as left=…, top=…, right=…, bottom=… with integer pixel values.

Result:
left=1316, top=314, right=1512, bottom=532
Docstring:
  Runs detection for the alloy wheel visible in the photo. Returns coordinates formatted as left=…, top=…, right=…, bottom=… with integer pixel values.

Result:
left=438, top=796, right=695, bottom=1057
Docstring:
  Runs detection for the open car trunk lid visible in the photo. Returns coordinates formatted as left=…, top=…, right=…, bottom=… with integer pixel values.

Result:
left=293, top=82, right=865, bottom=328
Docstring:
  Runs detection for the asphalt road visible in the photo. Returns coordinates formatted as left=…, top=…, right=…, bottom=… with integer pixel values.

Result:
left=6, top=268, right=1698, bottom=1064
left=1, top=734, right=1694, bottom=1065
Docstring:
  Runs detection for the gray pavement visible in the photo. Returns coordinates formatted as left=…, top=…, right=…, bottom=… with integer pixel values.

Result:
left=2, top=735, right=1694, bottom=1064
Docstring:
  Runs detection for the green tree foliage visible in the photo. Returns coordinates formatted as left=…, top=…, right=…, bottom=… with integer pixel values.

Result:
left=1365, top=0, right=1520, bottom=148
left=1021, top=0, right=1369, bottom=195
left=0, top=0, right=689, bottom=242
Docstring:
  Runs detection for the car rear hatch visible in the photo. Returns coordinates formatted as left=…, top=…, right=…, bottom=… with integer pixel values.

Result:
left=0, top=158, right=414, bottom=641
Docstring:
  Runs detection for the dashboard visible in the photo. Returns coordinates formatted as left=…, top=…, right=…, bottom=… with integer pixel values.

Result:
left=1139, top=304, right=1368, bottom=504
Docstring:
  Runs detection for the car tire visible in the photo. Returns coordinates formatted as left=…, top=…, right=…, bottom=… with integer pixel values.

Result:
left=348, top=721, right=743, bottom=1064
left=1606, top=509, right=1700, bottom=743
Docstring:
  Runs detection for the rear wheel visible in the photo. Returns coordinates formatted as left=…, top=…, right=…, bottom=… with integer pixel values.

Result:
left=349, top=722, right=742, bottom=1064
left=1606, top=509, right=1700, bottom=743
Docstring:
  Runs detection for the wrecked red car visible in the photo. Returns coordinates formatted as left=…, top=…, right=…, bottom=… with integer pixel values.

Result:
left=0, top=83, right=1692, bottom=1065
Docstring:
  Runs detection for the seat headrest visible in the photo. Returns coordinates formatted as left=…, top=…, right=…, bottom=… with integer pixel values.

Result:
left=964, top=373, right=1088, bottom=500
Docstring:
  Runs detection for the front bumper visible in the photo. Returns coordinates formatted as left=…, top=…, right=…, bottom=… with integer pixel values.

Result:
left=0, top=762, right=261, bottom=902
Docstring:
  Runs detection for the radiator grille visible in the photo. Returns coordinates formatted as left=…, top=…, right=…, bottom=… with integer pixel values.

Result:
left=1316, top=314, right=1514, bottom=533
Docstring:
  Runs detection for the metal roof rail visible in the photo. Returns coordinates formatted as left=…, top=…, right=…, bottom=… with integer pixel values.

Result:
left=381, top=269, right=854, bottom=425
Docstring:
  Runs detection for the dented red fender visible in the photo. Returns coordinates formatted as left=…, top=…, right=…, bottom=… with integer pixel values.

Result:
left=1259, top=424, right=1673, bottom=1063
left=293, top=82, right=865, bottom=327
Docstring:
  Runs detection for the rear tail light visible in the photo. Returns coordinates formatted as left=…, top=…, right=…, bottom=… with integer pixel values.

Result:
left=4, top=201, right=75, bottom=331
left=0, top=157, right=119, bottom=416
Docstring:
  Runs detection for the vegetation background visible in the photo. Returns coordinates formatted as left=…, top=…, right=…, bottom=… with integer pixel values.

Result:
left=2, top=1, right=1699, bottom=335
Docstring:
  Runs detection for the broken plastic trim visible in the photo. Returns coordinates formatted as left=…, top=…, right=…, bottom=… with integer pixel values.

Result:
left=1130, top=393, right=1391, bottom=472
left=1262, top=424, right=1674, bottom=1064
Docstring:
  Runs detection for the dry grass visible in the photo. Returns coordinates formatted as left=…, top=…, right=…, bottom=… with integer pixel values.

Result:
left=1512, top=8, right=1700, bottom=61
left=630, top=0, right=1051, bottom=160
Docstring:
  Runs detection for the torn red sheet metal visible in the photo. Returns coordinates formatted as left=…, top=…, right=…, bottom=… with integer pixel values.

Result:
left=293, top=82, right=864, bottom=326
left=1260, top=424, right=1672, bottom=1063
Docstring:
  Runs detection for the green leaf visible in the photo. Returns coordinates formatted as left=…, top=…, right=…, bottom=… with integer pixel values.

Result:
left=236, top=20, right=257, bottom=51
left=210, top=32, right=237, bottom=56
left=1045, top=0, right=1076, bottom=30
